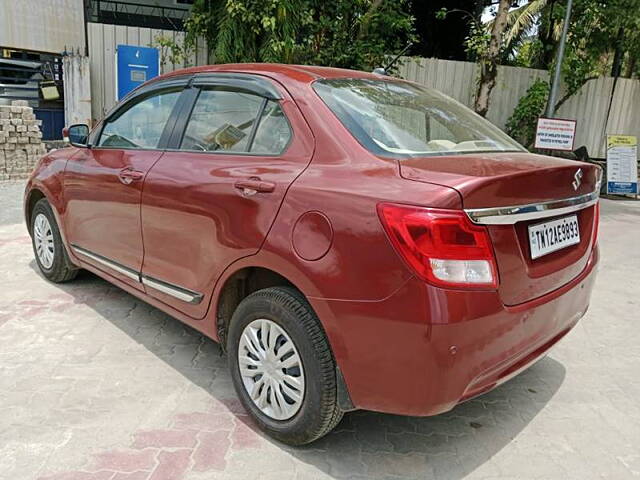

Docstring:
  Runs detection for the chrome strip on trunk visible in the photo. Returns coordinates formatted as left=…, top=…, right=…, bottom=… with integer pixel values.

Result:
left=465, top=190, right=599, bottom=225
left=71, top=244, right=140, bottom=282
left=141, top=275, right=204, bottom=305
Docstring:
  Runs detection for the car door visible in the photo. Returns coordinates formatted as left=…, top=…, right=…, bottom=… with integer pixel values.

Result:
left=139, top=73, right=314, bottom=318
left=63, top=83, right=185, bottom=289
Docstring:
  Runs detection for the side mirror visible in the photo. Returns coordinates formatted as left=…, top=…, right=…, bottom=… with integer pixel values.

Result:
left=63, top=124, right=90, bottom=148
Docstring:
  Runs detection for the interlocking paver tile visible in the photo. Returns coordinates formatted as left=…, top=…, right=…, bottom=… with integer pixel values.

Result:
left=1, top=181, right=639, bottom=480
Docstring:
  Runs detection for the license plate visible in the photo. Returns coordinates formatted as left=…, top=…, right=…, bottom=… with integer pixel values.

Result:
left=528, top=215, right=580, bottom=259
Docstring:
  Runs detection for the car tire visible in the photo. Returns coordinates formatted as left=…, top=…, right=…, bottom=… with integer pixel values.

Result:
left=228, top=286, right=343, bottom=445
left=31, top=198, right=78, bottom=283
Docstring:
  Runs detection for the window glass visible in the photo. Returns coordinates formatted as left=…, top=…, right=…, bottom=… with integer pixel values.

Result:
left=250, top=100, right=291, bottom=154
left=98, top=90, right=180, bottom=149
left=181, top=90, right=263, bottom=152
left=313, top=79, right=525, bottom=158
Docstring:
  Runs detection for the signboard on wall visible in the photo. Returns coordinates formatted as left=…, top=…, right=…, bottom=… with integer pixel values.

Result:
left=115, top=45, right=160, bottom=101
left=606, top=135, right=638, bottom=195
left=534, top=117, right=577, bottom=151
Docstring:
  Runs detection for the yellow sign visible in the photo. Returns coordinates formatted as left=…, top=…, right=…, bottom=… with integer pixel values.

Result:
left=607, top=135, right=637, bottom=148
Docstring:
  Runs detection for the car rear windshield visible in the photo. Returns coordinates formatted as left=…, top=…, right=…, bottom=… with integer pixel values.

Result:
left=313, top=78, right=526, bottom=158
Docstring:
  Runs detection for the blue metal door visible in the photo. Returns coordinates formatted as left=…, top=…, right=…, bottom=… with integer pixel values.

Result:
left=34, top=108, right=65, bottom=140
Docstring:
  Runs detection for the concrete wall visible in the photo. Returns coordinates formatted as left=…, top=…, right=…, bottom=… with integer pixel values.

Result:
left=0, top=0, right=85, bottom=53
left=63, top=54, right=92, bottom=126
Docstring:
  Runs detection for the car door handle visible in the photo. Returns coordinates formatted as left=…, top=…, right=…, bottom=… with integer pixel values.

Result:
left=234, top=179, right=276, bottom=194
left=118, top=169, right=145, bottom=185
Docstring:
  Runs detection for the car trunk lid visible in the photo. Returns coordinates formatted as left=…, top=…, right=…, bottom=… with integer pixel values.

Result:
left=399, top=152, right=600, bottom=305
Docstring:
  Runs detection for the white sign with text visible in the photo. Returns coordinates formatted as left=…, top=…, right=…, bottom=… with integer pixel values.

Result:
left=534, top=118, right=577, bottom=151
left=606, top=135, right=638, bottom=195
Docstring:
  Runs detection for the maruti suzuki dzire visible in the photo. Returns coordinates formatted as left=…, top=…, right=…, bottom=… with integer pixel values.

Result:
left=24, top=64, right=600, bottom=445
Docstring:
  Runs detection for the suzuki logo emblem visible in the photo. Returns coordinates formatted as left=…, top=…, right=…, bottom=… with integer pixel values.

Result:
left=572, top=168, right=583, bottom=190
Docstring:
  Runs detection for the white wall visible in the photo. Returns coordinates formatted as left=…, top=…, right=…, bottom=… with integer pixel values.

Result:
left=0, top=0, right=85, bottom=53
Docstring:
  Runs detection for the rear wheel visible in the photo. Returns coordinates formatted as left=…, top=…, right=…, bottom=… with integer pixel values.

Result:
left=31, top=199, right=78, bottom=283
left=228, top=286, right=342, bottom=445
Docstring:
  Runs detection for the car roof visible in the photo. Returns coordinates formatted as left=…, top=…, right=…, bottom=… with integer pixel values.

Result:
left=156, top=63, right=386, bottom=85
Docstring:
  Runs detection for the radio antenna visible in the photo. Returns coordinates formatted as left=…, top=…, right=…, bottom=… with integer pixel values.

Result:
left=372, top=42, right=413, bottom=76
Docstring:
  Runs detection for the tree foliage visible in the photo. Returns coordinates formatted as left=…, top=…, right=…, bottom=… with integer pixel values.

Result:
left=496, top=0, right=640, bottom=144
left=506, top=79, right=550, bottom=147
left=174, top=0, right=640, bottom=143
left=473, top=0, right=512, bottom=117
left=492, top=0, right=640, bottom=79
left=183, top=0, right=415, bottom=71
left=437, top=0, right=512, bottom=117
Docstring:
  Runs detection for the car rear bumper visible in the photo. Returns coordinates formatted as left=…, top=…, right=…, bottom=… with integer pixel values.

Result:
left=311, top=246, right=598, bottom=416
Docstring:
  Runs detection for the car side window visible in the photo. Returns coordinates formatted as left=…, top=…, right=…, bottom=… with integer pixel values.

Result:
left=180, top=90, right=291, bottom=155
left=181, top=89, right=264, bottom=152
left=250, top=100, right=292, bottom=155
left=98, top=89, right=181, bottom=149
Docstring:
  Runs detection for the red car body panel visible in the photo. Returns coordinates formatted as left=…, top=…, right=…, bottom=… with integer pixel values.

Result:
left=64, top=148, right=164, bottom=291
left=24, top=63, right=600, bottom=417
left=400, top=152, right=598, bottom=207
left=312, top=247, right=597, bottom=416
left=139, top=93, right=314, bottom=319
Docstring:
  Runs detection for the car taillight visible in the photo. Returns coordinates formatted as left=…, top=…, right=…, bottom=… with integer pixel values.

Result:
left=377, top=203, right=499, bottom=289
left=592, top=201, right=600, bottom=246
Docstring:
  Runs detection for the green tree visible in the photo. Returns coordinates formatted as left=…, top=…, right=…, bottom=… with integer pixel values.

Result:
left=474, top=0, right=512, bottom=117
left=435, top=1, right=513, bottom=117
left=183, top=0, right=414, bottom=71
left=506, top=79, right=549, bottom=146
left=302, top=0, right=415, bottom=70
left=502, top=0, right=640, bottom=147
left=491, top=0, right=640, bottom=79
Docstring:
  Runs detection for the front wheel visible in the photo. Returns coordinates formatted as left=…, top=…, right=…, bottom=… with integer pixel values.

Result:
left=228, top=286, right=343, bottom=445
left=31, top=198, right=78, bottom=283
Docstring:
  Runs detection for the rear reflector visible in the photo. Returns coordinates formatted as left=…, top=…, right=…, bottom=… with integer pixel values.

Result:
left=593, top=201, right=600, bottom=246
left=377, top=203, right=499, bottom=289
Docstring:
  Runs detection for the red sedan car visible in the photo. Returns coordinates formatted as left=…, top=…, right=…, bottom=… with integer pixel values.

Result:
left=24, top=64, right=600, bottom=445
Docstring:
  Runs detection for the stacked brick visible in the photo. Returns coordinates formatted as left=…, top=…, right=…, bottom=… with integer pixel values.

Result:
left=0, top=100, right=47, bottom=181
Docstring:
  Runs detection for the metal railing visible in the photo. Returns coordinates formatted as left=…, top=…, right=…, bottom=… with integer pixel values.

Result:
left=87, top=0, right=191, bottom=30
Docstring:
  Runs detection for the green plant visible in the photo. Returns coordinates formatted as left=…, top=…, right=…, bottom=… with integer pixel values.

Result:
left=464, top=19, right=491, bottom=61
left=436, top=1, right=511, bottom=117
left=506, top=79, right=549, bottom=148
left=180, top=0, right=414, bottom=71
left=152, top=34, right=194, bottom=69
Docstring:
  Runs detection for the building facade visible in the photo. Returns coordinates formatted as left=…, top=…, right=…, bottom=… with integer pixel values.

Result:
left=0, top=0, right=193, bottom=139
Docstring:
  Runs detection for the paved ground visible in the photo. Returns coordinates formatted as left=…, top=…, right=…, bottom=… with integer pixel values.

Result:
left=1, top=180, right=639, bottom=480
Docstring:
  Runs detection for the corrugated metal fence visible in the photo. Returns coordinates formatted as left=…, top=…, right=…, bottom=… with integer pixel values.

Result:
left=398, top=57, right=640, bottom=158
left=88, top=22, right=207, bottom=122
left=398, top=57, right=549, bottom=130
left=557, top=77, right=640, bottom=158
left=85, top=32, right=639, bottom=159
